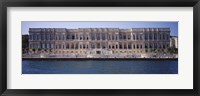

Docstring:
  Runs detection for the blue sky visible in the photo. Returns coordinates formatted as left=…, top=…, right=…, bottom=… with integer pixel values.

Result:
left=22, top=21, right=178, bottom=36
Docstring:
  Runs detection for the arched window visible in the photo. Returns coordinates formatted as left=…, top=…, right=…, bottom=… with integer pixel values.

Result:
left=119, top=44, right=122, bottom=49
left=124, top=44, right=127, bottom=49
left=133, top=35, right=135, bottom=40
left=145, top=43, right=148, bottom=48
left=116, top=45, right=118, bottom=49
left=112, top=45, right=115, bottom=49
left=137, top=44, right=139, bottom=49
left=72, top=35, right=75, bottom=40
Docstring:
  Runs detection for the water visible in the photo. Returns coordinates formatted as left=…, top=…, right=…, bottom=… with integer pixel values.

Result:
left=22, top=60, right=178, bottom=74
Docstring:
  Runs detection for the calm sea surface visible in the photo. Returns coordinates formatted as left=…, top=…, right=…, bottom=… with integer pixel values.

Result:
left=22, top=60, right=178, bottom=74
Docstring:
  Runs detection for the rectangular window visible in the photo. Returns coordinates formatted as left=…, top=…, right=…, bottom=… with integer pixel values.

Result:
left=52, top=34, right=54, bottom=40
left=67, top=35, right=71, bottom=40
left=128, top=35, right=131, bottom=40
left=97, top=33, right=100, bottom=40
left=140, top=35, right=142, bottom=40
left=47, top=34, right=50, bottom=40
left=38, top=34, right=41, bottom=40
left=123, top=35, right=126, bottom=40
left=59, top=44, right=61, bottom=49
left=128, top=43, right=131, bottom=49
left=91, top=44, right=95, bottom=49
left=59, top=34, right=62, bottom=40
left=36, top=35, right=39, bottom=40
left=163, top=33, right=165, bottom=40
left=38, top=44, right=40, bottom=48
left=45, top=34, right=48, bottom=40
left=75, top=43, right=78, bottom=49
left=112, top=35, right=115, bottom=40
left=154, top=33, right=157, bottom=40
left=145, top=33, right=148, bottom=40
left=63, top=45, right=65, bottom=49
left=33, top=34, right=36, bottom=40
left=66, top=44, right=69, bottom=49
left=124, top=44, right=127, bottom=49
left=166, top=34, right=169, bottom=40
left=149, top=33, right=152, bottom=40
left=51, top=44, right=54, bottom=48
left=136, top=34, right=139, bottom=40
left=133, top=35, right=135, bottom=40
left=47, top=44, right=49, bottom=49
left=29, top=35, right=32, bottom=40
left=42, top=43, right=45, bottom=49
left=154, top=43, right=157, bottom=48
left=159, top=34, right=162, bottom=40
left=119, top=34, right=122, bottom=40
left=102, top=33, right=106, bottom=40
left=63, top=35, right=65, bottom=40
left=91, top=33, right=95, bottom=40
left=145, top=43, right=148, bottom=48
left=41, top=34, right=45, bottom=40
left=119, top=44, right=122, bottom=49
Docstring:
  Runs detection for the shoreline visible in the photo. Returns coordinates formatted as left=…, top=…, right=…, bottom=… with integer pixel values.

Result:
left=22, top=57, right=178, bottom=60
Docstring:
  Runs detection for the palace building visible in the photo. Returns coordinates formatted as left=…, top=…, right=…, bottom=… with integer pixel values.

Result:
left=170, top=36, right=178, bottom=48
left=28, top=28, right=170, bottom=57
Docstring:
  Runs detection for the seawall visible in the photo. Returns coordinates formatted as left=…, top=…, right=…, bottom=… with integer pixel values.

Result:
left=22, top=57, right=178, bottom=61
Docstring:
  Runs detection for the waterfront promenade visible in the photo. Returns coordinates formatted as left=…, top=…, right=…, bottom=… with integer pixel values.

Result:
left=22, top=53, right=178, bottom=59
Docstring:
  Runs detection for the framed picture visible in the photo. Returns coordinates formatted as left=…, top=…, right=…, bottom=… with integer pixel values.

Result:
left=0, top=0, right=199, bottom=96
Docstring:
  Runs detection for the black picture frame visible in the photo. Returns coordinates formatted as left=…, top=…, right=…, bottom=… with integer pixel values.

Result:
left=0, top=0, right=200, bottom=96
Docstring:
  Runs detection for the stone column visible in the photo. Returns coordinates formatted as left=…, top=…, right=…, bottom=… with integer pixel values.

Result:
left=152, top=32, right=154, bottom=41
left=160, top=33, right=162, bottom=41
left=131, top=32, right=133, bottom=40
left=95, top=33, right=97, bottom=40
left=117, top=43, right=119, bottom=49
left=69, top=43, right=71, bottom=49
left=100, top=33, right=102, bottom=40
left=122, top=43, right=124, bottom=49
left=132, top=43, right=134, bottom=49
left=156, top=32, right=158, bottom=41
left=106, top=32, right=108, bottom=40
left=73, top=43, right=76, bottom=49
left=117, top=33, right=119, bottom=40
left=89, top=42, right=91, bottom=49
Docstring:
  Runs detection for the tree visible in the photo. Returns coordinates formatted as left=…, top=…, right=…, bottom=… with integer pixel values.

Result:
left=38, top=48, right=42, bottom=53
left=50, top=49, right=53, bottom=53
left=167, top=46, right=178, bottom=54
left=32, top=48, right=36, bottom=53
left=22, top=35, right=29, bottom=53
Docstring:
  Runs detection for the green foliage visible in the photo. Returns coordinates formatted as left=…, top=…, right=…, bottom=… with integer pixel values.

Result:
left=32, top=48, right=36, bottom=52
left=38, top=48, right=42, bottom=51
left=167, top=46, right=178, bottom=54
left=22, top=35, right=29, bottom=53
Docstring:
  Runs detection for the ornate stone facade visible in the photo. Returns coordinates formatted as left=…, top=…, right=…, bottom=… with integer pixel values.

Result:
left=170, top=36, right=178, bottom=48
left=28, top=28, right=170, bottom=56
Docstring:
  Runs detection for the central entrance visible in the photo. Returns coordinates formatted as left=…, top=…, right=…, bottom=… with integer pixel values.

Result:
left=96, top=51, right=101, bottom=54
